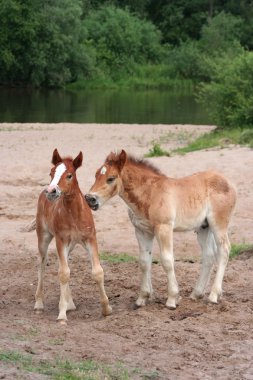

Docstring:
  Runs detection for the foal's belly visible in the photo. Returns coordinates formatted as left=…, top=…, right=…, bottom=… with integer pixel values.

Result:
left=174, top=208, right=207, bottom=232
left=128, top=205, right=208, bottom=234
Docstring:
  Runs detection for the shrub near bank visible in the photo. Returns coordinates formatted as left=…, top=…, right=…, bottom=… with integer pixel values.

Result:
left=197, top=52, right=253, bottom=129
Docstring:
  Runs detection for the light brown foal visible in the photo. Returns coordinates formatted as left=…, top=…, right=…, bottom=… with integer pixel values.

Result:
left=34, top=149, right=112, bottom=322
left=85, top=150, right=236, bottom=309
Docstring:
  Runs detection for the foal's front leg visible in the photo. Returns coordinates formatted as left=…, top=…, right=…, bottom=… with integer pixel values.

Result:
left=56, top=239, right=75, bottom=322
left=34, top=229, right=53, bottom=312
left=155, top=224, right=179, bottom=309
left=86, top=239, right=112, bottom=316
left=135, top=228, right=154, bottom=307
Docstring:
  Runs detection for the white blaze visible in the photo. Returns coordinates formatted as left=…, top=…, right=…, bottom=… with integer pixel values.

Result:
left=50, top=163, right=66, bottom=186
left=100, top=166, right=107, bottom=175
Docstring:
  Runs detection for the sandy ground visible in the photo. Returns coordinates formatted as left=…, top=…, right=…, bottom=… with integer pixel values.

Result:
left=0, top=123, right=252, bottom=379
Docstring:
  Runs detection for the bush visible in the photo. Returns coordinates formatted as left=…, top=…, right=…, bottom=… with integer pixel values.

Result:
left=238, top=129, right=253, bottom=146
left=166, top=40, right=208, bottom=82
left=145, top=142, right=170, bottom=157
left=197, top=52, right=253, bottom=129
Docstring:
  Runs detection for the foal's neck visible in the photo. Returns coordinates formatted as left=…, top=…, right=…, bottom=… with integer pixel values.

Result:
left=120, top=162, right=159, bottom=216
left=122, top=161, right=160, bottom=187
left=62, top=186, right=82, bottom=207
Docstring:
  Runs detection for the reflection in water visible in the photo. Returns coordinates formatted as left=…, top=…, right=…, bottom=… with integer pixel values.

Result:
left=0, top=88, right=211, bottom=124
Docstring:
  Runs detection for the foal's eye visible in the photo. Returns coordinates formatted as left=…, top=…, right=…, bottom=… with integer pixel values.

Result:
left=67, top=174, right=73, bottom=180
left=106, top=176, right=115, bottom=184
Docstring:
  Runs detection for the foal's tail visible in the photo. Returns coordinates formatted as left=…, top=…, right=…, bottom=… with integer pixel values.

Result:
left=197, top=227, right=218, bottom=264
left=20, top=218, right=36, bottom=232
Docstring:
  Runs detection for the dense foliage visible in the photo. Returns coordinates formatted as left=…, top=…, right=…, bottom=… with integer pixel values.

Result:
left=0, top=0, right=253, bottom=128
left=0, top=0, right=93, bottom=87
left=198, top=52, right=253, bottom=129
left=84, top=5, right=163, bottom=79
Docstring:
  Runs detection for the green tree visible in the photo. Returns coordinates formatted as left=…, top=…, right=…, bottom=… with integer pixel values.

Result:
left=200, top=11, right=243, bottom=54
left=84, top=5, right=163, bottom=78
left=0, top=0, right=38, bottom=84
left=0, top=0, right=94, bottom=87
left=32, top=0, right=92, bottom=87
left=148, top=0, right=208, bottom=45
left=166, top=11, right=245, bottom=82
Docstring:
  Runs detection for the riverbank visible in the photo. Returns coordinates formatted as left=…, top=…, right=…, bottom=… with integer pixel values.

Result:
left=0, top=123, right=252, bottom=379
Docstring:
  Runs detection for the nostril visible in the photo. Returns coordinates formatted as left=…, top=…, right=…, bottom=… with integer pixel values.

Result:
left=85, top=194, right=97, bottom=205
left=51, top=188, right=57, bottom=194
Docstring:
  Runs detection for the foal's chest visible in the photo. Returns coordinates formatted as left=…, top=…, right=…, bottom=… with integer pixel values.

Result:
left=128, top=208, right=153, bottom=234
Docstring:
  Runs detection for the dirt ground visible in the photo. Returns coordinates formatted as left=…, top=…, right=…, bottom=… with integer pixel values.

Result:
left=0, top=123, right=252, bottom=379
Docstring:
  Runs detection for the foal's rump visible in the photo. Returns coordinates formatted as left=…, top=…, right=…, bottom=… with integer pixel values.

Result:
left=204, top=170, right=236, bottom=231
left=174, top=170, right=236, bottom=231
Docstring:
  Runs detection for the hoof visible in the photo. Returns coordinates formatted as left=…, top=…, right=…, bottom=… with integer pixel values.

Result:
left=58, top=319, right=67, bottom=325
left=166, top=304, right=177, bottom=310
left=208, top=296, right=218, bottom=304
left=190, top=291, right=203, bottom=301
left=34, top=309, right=44, bottom=315
left=102, top=305, right=112, bottom=316
left=208, top=291, right=220, bottom=304
left=133, top=303, right=142, bottom=310
left=166, top=298, right=177, bottom=309
left=135, top=297, right=148, bottom=308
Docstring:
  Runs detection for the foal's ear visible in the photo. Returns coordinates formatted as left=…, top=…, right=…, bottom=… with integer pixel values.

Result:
left=73, top=151, right=83, bottom=170
left=117, top=150, right=127, bottom=172
left=52, top=148, right=62, bottom=165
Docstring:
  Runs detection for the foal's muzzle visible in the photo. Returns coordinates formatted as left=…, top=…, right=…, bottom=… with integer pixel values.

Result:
left=85, top=194, right=99, bottom=211
left=44, top=186, right=61, bottom=201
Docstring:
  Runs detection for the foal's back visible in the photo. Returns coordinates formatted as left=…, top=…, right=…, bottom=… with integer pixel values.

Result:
left=148, top=170, right=236, bottom=232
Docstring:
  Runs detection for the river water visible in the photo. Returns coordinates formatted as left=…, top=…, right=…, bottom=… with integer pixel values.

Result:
left=0, top=88, right=211, bottom=124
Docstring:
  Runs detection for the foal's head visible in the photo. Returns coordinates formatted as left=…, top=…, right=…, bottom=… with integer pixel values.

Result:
left=85, top=150, right=127, bottom=210
left=45, top=149, right=83, bottom=201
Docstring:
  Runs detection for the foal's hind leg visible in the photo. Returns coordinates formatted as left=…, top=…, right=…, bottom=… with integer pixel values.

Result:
left=135, top=228, right=154, bottom=307
left=86, top=239, right=112, bottom=316
left=208, top=231, right=230, bottom=303
left=34, top=230, right=53, bottom=312
left=190, top=228, right=216, bottom=300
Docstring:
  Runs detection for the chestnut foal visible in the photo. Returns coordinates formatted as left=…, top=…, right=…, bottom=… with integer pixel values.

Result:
left=34, top=149, right=112, bottom=322
left=85, top=150, right=236, bottom=309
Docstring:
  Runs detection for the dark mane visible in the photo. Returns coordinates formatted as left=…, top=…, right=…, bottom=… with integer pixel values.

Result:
left=127, top=154, right=163, bottom=175
left=105, top=151, right=163, bottom=175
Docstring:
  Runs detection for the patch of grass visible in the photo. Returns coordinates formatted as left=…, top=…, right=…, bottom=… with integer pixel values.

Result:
left=67, top=64, right=194, bottom=91
left=145, top=142, right=170, bottom=157
left=100, top=252, right=137, bottom=263
left=0, top=350, right=142, bottom=380
left=11, top=327, right=40, bottom=342
left=48, top=338, right=65, bottom=346
left=173, top=128, right=253, bottom=155
left=230, top=243, right=253, bottom=260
